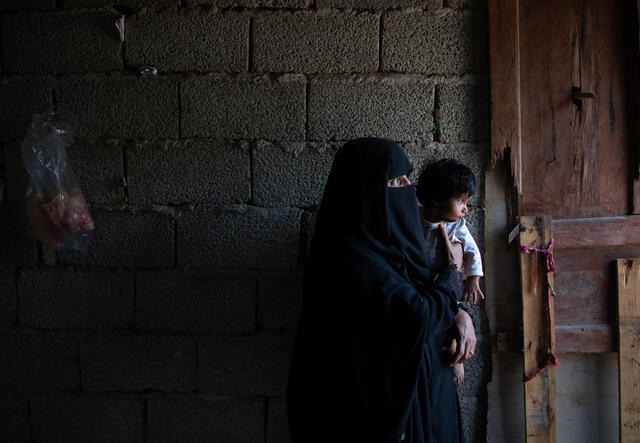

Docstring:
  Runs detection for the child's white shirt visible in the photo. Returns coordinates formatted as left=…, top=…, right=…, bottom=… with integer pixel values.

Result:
left=421, top=217, right=483, bottom=279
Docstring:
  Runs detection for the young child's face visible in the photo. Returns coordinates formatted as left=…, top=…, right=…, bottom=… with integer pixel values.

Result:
left=434, top=193, right=471, bottom=222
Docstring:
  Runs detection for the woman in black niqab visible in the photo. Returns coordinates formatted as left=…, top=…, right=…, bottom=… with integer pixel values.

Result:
left=287, top=138, right=468, bottom=443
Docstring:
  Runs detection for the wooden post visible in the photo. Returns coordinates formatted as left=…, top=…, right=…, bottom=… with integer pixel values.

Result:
left=518, top=216, right=557, bottom=443
left=617, top=258, right=640, bottom=442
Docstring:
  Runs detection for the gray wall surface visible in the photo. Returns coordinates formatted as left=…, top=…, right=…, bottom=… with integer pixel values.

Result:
left=0, top=0, right=490, bottom=441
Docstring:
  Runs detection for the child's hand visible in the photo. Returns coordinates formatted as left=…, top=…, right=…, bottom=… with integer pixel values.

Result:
left=453, top=362, right=465, bottom=384
left=463, top=276, right=484, bottom=304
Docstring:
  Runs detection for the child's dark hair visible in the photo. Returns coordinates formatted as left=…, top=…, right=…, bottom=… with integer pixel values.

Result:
left=416, top=158, right=476, bottom=206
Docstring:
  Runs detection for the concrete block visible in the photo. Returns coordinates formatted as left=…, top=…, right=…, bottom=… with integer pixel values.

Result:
left=252, top=141, right=335, bottom=208
left=57, top=207, right=175, bottom=268
left=56, top=75, right=179, bottom=139
left=439, top=82, right=490, bottom=143
left=317, top=0, right=438, bottom=9
left=381, top=10, right=488, bottom=75
left=199, top=336, right=292, bottom=396
left=0, top=391, right=30, bottom=442
left=299, top=210, right=317, bottom=265
left=0, top=329, right=81, bottom=388
left=147, top=394, right=265, bottom=443
left=2, top=11, right=122, bottom=74
left=458, top=395, right=486, bottom=443
left=126, top=139, right=250, bottom=205
left=136, top=270, right=256, bottom=333
left=0, top=269, right=17, bottom=327
left=81, top=335, right=197, bottom=392
left=2, top=141, right=26, bottom=203
left=18, top=268, right=134, bottom=329
left=62, top=0, right=177, bottom=7
left=126, top=11, right=248, bottom=73
left=0, top=203, right=38, bottom=266
left=402, top=142, right=489, bottom=202
left=177, top=205, right=301, bottom=269
left=308, top=76, right=434, bottom=142
left=267, top=397, right=291, bottom=443
left=68, top=139, right=124, bottom=205
left=180, top=74, right=305, bottom=139
left=445, top=0, right=486, bottom=9
left=31, top=394, right=144, bottom=443
left=0, top=0, right=55, bottom=11
left=253, top=11, right=378, bottom=74
left=0, top=77, right=52, bottom=140
left=257, top=271, right=302, bottom=333
left=187, top=0, right=309, bottom=8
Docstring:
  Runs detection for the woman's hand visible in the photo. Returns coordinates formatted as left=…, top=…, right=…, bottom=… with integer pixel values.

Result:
left=449, top=309, right=476, bottom=366
left=440, top=224, right=463, bottom=270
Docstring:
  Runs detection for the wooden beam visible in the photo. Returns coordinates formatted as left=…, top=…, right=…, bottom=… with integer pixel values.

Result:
left=617, top=258, right=640, bottom=442
left=488, top=0, right=522, bottom=191
left=519, top=216, right=557, bottom=443
left=495, top=324, right=615, bottom=354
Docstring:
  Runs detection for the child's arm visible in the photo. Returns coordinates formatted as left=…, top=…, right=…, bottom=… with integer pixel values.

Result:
left=454, top=223, right=484, bottom=303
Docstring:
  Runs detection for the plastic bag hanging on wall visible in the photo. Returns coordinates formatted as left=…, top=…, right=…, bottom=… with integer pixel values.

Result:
left=21, top=108, right=94, bottom=251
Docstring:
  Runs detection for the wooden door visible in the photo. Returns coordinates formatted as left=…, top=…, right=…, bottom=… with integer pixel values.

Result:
left=490, top=0, right=640, bottom=441
left=491, top=0, right=640, bottom=354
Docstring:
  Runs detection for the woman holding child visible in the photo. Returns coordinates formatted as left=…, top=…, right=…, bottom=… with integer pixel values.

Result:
left=286, top=137, right=476, bottom=442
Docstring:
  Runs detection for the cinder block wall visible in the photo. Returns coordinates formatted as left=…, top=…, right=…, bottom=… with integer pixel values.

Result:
left=0, top=0, right=490, bottom=441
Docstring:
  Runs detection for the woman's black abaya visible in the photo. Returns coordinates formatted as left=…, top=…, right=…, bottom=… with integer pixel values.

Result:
left=286, top=138, right=465, bottom=443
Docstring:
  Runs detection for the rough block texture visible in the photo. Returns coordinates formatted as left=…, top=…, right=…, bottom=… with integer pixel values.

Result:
left=459, top=395, right=486, bottom=443
left=30, top=394, right=144, bottom=443
left=0, top=329, right=81, bottom=388
left=147, top=395, right=265, bottom=443
left=187, top=0, right=309, bottom=8
left=178, top=205, right=301, bottom=269
left=180, top=74, right=306, bottom=139
left=252, top=141, right=335, bottom=208
left=56, top=76, right=179, bottom=139
left=267, top=397, right=291, bottom=443
left=18, top=269, right=134, bottom=329
left=253, top=11, right=378, bottom=74
left=439, top=82, right=490, bottom=143
left=58, top=207, right=174, bottom=268
left=257, top=271, right=302, bottom=333
left=0, top=269, right=17, bottom=327
left=308, top=76, right=434, bottom=142
left=317, top=0, right=437, bottom=8
left=62, top=0, right=178, bottom=9
left=382, top=10, right=488, bottom=75
left=0, top=0, right=55, bottom=11
left=0, top=391, right=30, bottom=442
left=0, top=77, right=52, bottom=140
left=126, top=11, right=248, bottom=73
left=2, top=11, right=122, bottom=74
left=446, top=0, right=484, bottom=9
left=199, top=336, right=292, bottom=396
left=136, top=270, right=256, bottom=333
left=81, top=335, right=197, bottom=392
left=67, top=139, right=124, bottom=205
left=126, top=139, right=250, bottom=205
left=402, top=142, right=489, bottom=202
left=0, top=203, right=38, bottom=266
left=2, top=141, right=27, bottom=203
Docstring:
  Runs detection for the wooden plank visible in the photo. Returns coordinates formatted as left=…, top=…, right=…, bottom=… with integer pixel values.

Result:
left=617, top=258, right=640, bottom=441
left=554, top=324, right=615, bottom=354
left=553, top=216, right=640, bottom=250
left=488, top=0, right=522, bottom=191
left=519, top=216, right=557, bottom=443
left=495, top=324, right=615, bottom=353
left=517, top=0, right=631, bottom=219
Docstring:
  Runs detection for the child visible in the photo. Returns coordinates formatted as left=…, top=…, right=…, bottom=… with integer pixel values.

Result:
left=416, top=158, right=484, bottom=384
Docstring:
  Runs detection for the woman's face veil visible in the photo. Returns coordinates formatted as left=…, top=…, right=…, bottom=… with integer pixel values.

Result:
left=311, top=137, right=433, bottom=281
